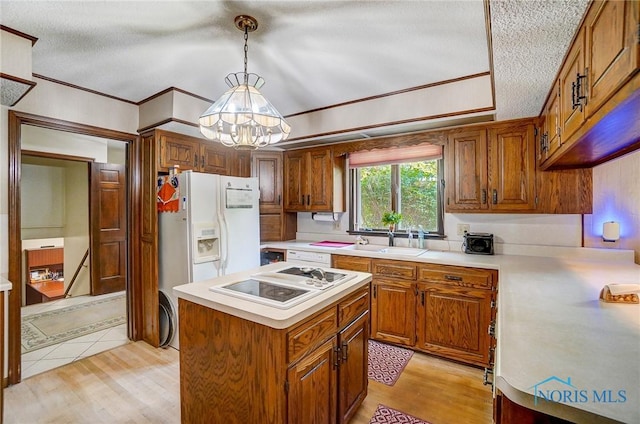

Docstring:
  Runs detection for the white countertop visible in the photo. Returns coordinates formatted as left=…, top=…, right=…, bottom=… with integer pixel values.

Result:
left=0, top=274, right=13, bottom=292
left=263, top=241, right=640, bottom=423
left=173, top=262, right=372, bottom=329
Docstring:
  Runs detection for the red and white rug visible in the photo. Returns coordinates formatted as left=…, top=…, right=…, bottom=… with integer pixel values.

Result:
left=368, top=340, right=414, bottom=386
left=369, top=404, right=431, bottom=424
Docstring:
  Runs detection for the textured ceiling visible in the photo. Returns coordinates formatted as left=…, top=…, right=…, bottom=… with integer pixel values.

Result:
left=1, top=0, right=589, bottom=128
left=490, top=0, right=589, bottom=120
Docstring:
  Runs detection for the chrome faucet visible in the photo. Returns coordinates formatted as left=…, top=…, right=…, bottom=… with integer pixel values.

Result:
left=355, top=236, right=369, bottom=245
left=309, top=268, right=326, bottom=281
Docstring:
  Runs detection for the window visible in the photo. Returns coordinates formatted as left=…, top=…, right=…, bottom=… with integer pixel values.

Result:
left=349, top=144, right=444, bottom=235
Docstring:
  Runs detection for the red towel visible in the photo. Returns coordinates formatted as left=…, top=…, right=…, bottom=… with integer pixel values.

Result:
left=157, top=175, right=180, bottom=212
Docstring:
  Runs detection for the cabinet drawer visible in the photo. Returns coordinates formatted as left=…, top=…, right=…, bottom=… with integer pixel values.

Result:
left=418, top=264, right=497, bottom=289
left=373, top=260, right=417, bottom=280
left=337, top=287, right=369, bottom=327
left=332, top=255, right=372, bottom=272
left=287, top=308, right=337, bottom=365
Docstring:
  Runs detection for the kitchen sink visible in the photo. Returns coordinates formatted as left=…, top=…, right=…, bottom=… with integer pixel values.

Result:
left=344, top=245, right=426, bottom=256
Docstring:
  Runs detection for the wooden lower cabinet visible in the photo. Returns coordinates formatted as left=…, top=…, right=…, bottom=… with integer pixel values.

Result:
left=371, top=279, right=415, bottom=347
left=332, top=255, right=372, bottom=273
left=364, top=258, right=497, bottom=369
left=288, top=337, right=338, bottom=424
left=179, top=285, right=370, bottom=424
left=338, top=312, right=369, bottom=424
left=416, top=283, right=492, bottom=367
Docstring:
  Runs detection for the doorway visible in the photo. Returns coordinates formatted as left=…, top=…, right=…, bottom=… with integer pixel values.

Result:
left=7, top=111, right=140, bottom=384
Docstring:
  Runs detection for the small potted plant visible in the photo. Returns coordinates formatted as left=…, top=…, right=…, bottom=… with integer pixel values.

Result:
left=382, top=211, right=402, bottom=232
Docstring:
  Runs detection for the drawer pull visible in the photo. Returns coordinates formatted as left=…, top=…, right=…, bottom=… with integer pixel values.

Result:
left=444, top=275, right=463, bottom=281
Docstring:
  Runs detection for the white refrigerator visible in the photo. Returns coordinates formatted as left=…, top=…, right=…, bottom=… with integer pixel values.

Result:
left=158, top=171, right=260, bottom=348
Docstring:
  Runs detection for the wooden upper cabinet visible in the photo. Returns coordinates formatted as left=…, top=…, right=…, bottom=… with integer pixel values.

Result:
left=538, top=0, right=640, bottom=169
left=229, top=150, right=251, bottom=178
left=284, top=147, right=345, bottom=213
left=200, top=142, right=230, bottom=175
left=252, top=152, right=283, bottom=213
left=283, top=150, right=306, bottom=210
left=559, top=26, right=586, bottom=143
left=156, top=130, right=252, bottom=177
left=584, top=0, right=640, bottom=117
left=308, top=148, right=334, bottom=211
left=488, top=123, right=536, bottom=211
left=539, top=80, right=562, bottom=166
left=445, top=129, right=488, bottom=211
left=445, top=121, right=536, bottom=213
left=158, top=134, right=199, bottom=171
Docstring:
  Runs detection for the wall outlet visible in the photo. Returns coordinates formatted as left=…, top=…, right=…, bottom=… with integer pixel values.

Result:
left=457, top=224, right=470, bottom=236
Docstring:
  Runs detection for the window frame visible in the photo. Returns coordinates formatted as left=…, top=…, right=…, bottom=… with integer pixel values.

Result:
left=348, top=157, right=445, bottom=238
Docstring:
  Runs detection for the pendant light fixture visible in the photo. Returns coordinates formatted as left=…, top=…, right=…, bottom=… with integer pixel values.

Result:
left=199, top=15, right=291, bottom=150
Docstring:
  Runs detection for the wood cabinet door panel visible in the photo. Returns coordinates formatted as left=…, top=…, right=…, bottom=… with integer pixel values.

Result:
left=488, top=124, right=536, bottom=211
left=337, top=287, right=369, bottom=327
left=540, top=80, right=562, bottom=166
left=308, top=149, right=333, bottom=211
left=445, top=130, right=488, bottom=211
left=373, top=260, right=417, bottom=280
left=288, top=308, right=338, bottom=365
left=416, top=283, right=491, bottom=367
left=559, top=27, right=586, bottom=142
left=287, top=337, right=337, bottom=424
left=585, top=0, right=640, bottom=117
left=332, top=255, right=372, bottom=273
left=200, top=143, right=230, bottom=175
left=284, top=151, right=306, bottom=211
left=159, top=135, right=198, bottom=171
left=418, top=264, right=496, bottom=289
left=259, top=214, right=283, bottom=242
left=338, top=312, right=369, bottom=424
left=231, top=151, right=251, bottom=177
left=253, top=152, right=283, bottom=213
left=371, top=279, right=415, bottom=346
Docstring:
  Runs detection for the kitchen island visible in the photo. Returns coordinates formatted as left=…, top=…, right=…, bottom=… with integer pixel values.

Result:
left=173, top=262, right=372, bottom=424
left=263, top=241, right=640, bottom=424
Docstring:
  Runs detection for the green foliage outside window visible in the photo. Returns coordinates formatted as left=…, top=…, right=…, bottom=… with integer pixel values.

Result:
left=358, top=160, right=439, bottom=232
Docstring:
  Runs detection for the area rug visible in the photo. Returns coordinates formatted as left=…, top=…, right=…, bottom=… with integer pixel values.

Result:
left=369, top=404, right=431, bottom=424
left=22, top=294, right=126, bottom=353
left=368, top=340, right=414, bottom=386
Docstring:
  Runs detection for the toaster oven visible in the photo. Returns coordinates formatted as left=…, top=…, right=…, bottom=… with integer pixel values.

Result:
left=463, top=232, right=494, bottom=255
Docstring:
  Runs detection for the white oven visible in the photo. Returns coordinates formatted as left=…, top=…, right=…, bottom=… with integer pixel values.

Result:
left=286, top=249, right=332, bottom=267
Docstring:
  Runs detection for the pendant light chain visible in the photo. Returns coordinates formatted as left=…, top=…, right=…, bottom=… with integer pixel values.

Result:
left=243, top=26, right=249, bottom=85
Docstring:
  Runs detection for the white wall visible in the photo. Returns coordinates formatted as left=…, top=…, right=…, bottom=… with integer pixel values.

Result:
left=297, top=211, right=583, bottom=255
left=63, top=161, right=90, bottom=297
left=0, top=76, right=138, bottom=277
left=21, top=163, right=65, bottom=235
left=584, top=150, right=640, bottom=264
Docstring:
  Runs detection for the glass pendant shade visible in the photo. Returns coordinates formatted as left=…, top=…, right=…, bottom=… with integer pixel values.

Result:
left=199, top=72, right=291, bottom=150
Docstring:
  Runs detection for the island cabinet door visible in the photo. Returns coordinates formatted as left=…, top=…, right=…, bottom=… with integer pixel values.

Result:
left=287, top=337, right=338, bottom=424
left=338, top=312, right=369, bottom=424
left=371, top=279, right=416, bottom=347
left=415, top=283, right=492, bottom=368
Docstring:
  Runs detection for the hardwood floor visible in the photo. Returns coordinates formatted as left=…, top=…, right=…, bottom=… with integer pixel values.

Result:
left=4, top=341, right=492, bottom=424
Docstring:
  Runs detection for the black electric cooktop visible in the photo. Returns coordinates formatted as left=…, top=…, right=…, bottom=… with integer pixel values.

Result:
left=223, top=279, right=309, bottom=303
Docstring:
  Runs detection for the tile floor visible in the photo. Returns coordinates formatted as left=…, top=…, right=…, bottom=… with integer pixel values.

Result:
left=21, top=291, right=129, bottom=379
